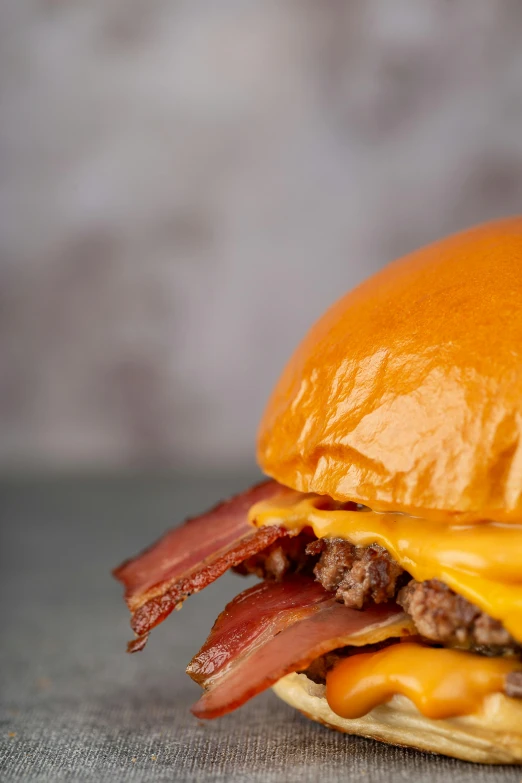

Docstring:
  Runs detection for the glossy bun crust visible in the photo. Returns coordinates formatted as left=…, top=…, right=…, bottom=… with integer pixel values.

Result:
left=258, top=217, right=522, bottom=520
left=273, top=673, right=522, bottom=764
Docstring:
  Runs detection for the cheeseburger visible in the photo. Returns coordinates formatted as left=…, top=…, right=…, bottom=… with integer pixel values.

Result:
left=114, top=217, right=522, bottom=764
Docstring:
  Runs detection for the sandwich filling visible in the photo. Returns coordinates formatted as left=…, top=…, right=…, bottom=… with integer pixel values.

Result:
left=114, top=480, right=522, bottom=722
left=248, top=491, right=522, bottom=645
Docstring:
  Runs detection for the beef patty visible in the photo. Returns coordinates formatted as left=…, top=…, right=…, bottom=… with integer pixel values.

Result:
left=233, top=531, right=316, bottom=580
left=397, top=579, right=521, bottom=656
left=306, top=538, right=406, bottom=609
left=235, top=534, right=520, bottom=658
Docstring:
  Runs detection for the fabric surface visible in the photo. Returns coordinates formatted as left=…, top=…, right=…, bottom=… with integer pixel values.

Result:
left=0, top=474, right=520, bottom=782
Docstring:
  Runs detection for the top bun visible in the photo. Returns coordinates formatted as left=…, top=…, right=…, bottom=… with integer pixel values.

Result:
left=257, top=217, right=522, bottom=521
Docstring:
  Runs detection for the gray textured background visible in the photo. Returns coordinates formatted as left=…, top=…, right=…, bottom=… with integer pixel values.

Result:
left=2, top=475, right=521, bottom=782
left=3, top=6, right=522, bottom=777
left=2, top=0, right=522, bottom=470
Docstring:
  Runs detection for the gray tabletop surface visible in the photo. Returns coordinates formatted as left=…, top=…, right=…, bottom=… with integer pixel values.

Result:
left=1, top=474, right=520, bottom=782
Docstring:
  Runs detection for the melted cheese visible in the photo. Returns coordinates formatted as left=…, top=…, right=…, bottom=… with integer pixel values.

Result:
left=327, top=613, right=416, bottom=647
left=249, top=493, right=522, bottom=643
left=326, top=642, right=521, bottom=720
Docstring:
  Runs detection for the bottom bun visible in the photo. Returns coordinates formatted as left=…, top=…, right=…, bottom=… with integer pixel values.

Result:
left=272, top=672, right=522, bottom=764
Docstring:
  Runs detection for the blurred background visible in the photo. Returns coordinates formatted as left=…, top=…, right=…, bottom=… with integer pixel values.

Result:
left=2, top=0, right=522, bottom=474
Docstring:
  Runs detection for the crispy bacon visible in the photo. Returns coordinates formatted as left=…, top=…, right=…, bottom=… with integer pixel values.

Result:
left=113, top=480, right=294, bottom=651
left=188, top=576, right=409, bottom=718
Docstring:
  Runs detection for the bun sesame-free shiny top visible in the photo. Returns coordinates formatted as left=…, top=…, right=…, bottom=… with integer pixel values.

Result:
left=257, top=216, right=522, bottom=521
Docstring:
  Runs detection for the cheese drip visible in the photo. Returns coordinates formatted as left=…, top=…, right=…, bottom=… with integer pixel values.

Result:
left=326, top=643, right=521, bottom=720
left=249, top=493, right=522, bottom=643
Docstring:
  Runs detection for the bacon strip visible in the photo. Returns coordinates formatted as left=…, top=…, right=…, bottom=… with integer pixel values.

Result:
left=188, top=576, right=411, bottom=718
left=113, top=480, right=294, bottom=651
